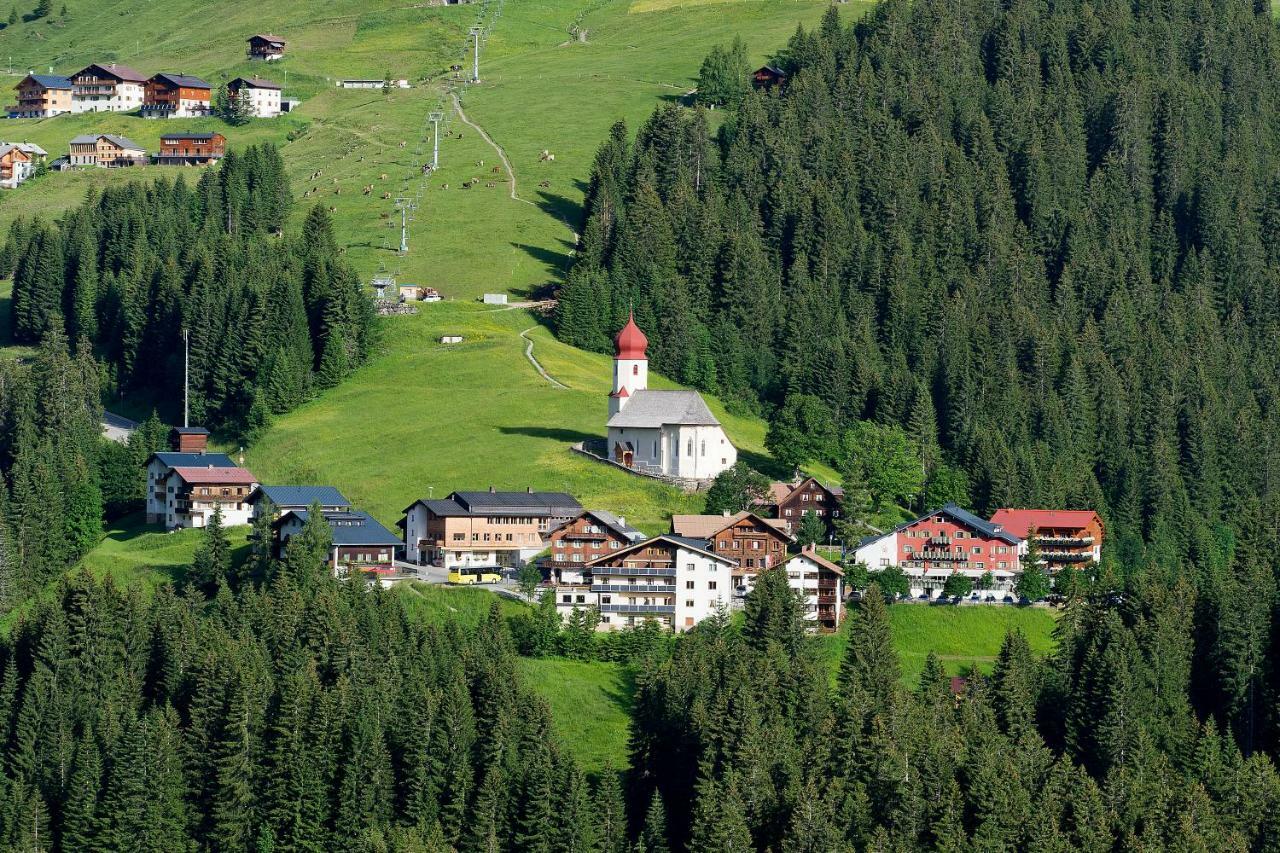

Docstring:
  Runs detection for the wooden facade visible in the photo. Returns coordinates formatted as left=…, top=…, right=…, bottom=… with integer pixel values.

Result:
left=247, top=34, right=287, bottom=60
left=156, top=132, right=225, bottom=165
left=0, top=146, right=31, bottom=184
left=11, top=74, right=72, bottom=117
left=771, top=476, right=844, bottom=539
left=543, top=510, right=641, bottom=582
left=143, top=74, right=212, bottom=117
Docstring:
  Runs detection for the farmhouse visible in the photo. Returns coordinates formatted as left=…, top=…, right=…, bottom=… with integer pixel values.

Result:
left=542, top=509, right=645, bottom=585
left=143, top=73, right=212, bottom=118
left=854, top=503, right=1024, bottom=598
left=551, top=535, right=735, bottom=632
left=10, top=74, right=72, bottom=117
left=68, top=134, right=147, bottom=168
left=144, top=428, right=233, bottom=522
left=781, top=546, right=844, bottom=631
left=247, top=485, right=352, bottom=520
left=247, top=34, right=287, bottom=61
left=761, top=476, right=844, bottom=538
left=0, top=145, right=33, bottom=189
left=227, top=77, right=282, bottom=117
left=274, top=509, right=401, bottom=577
left=989, top=509, right=1103, bottom=571
left=400, top=488, right=582, bottom=569
left=671, top=511, right=791, bottom=572
left=605, top=314, right=737, bottom=481
left=70, top=63, right=147, bottom=113
left=159, top=463, right=258, bottom=530
left=155, top=132, right=226, bottom=165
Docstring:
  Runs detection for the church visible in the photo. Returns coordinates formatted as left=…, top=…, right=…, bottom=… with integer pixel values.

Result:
left=605, top=314, right=737, bottom=481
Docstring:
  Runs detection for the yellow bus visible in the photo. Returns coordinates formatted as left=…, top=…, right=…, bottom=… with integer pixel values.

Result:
left=448, top=567, right=502, bottom=585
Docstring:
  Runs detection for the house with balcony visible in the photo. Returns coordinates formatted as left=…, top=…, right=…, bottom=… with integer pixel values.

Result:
left=161, top=465, right=258, bottom=529
left=273, top=509, right=401, bottom=578
left=759, top=476, right=844, bottom=539
left=144, top=428, right=235, bottom=523
left=143, top=73, right=212, bottom=118
left=989, top=509, right=1103, bottom=572
left=247, top=34, right=287, bottom=61
left=10, top=74, right=72, bottom=117
left=782, top=547, right=844, bottom=631
left=70, top=63, right=147, bottom=113
left=155, top=132, right=225, bottom=166
left=853, top=503, right=1024, bottom=598
left=0, top=145, right=33, bottom=189
left=670, top=510, right=792, bottom=602
left=549, top=535, right=735, bottom=632
left=542, top=509, right=645, bottom=585
left=400, top=488, right=582, bottom=569
left=68, top=134, right=146, bottom=168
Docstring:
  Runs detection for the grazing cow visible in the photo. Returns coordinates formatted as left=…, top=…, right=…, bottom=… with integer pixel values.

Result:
left=538, top=180, right=550, bottom=189
left=334, top=187, right=341, bottom=194
left=486, top=182, right=495, bottom=188
left=380, top=173, right=388, bottom=180
left=491, top=165, right=500, bottom=174
left=441, top=183, right=449, bottom=190
left=399, top=141, right=407, bottom=148
left=329, top=206, right=336, bottom=211
left=383, top=191, right=392, bottom=199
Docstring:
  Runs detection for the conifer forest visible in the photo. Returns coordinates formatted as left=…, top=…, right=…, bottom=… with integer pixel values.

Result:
left=4, top=0, right=1280, bottom=848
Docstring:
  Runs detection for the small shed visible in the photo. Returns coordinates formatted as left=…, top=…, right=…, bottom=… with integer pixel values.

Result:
left=440, top=335, right=463, bottom=344
left=752, top=65, right=786, bottom=89
left=481, top=293, right=508, bottom=305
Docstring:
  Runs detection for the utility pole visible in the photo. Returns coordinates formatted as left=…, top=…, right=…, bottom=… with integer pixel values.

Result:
left=182, top=328, right=190, bottom=428
left=429, top=110, right=443, bottom=170
left=469, top=26, right=483, bottom=83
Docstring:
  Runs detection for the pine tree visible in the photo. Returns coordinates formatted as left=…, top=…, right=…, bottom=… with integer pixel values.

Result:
left=189, top=504, right=231, bottom=595
left=638, top=790, right=670, bottom=853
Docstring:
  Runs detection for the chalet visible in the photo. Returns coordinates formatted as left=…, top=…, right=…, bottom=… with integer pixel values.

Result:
left=227, top=77, right=282, bottom=117
left=400, top=488, right=582, bottom=569
left=549, top=535, right=735, bottom=632
left=161, top=465, right=258, bottom=529
left=247, top=34, right=287, bottom=61
left=671, top=510, right=791, bottom=571
left=274, top=509, right=402, bottom=577
left=0, top=145, right=33, bottom=189
left=781, top=546, right=844, bottom=631
left=854, top=503, right=1024, bottom=598
left=144, top=428, right=232, bottom=522
left=247, top=485, right=352, bottom=520
left=752, top=65, right=786, bottom=89
left=68, top=134, right=146, bottom=168
left=155, top=132, right=226, bottom=166
left=543, top=509, right=645, bottom=585
left=11, top=74, right=72, bottom=117
left=989, top=509, right=1103, bottom=572
left=70, top=63, right=147, bottom=113
left=143, top=73, right=213, bottom=118
left=761, top=476, right=844, bottom=539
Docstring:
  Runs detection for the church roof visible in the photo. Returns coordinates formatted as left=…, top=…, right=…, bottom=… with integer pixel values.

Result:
left=614, top=313, right=648, bottom=360
left=606, top=390, right=720, bottom=428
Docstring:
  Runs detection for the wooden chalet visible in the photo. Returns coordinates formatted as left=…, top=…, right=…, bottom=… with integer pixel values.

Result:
left=670, top=511, right=792, bottom=577
left=10, top=74, right=72, bottom=118
left=543, top=509, right=645, bottom=584
left=752, top=65, right=786, bottom=89
left=143, top=73, right=212, bottom=118
left=155, top=132, right=226, bottom=165
left=0, top=145, right=33, bottom=188
left=247, top=34, right=287, bottom=61
left=763, top=476, right=844, bottom=539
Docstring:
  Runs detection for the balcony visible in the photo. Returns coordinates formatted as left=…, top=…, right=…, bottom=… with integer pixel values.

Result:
left=1036, top=535, right=1095, bottom=547
left=592, top=583, right=676, bottom=594
left=917, top=549, right=966, bottom=561
left=599, top=566, right=676, bottom=577
left=600, top=603, right=675, bottom=614
left=1041, top=550, right=1093, bottom=562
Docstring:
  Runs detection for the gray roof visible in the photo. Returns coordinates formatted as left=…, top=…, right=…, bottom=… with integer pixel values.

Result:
left=14, top=142, right=46, bottom=156
left=249, top=485, right=350, bottom=508
left=606, top=389, right=720, bottom=428
left=77, top=63, right=147, bottom=83
left=860, top=502, right=1023, bottom=548
left=230, top=77, right=281, bottom=90
left=70, top=133, right=143, bottom=151
left=148, top=451, right=236, bottom=468
left=23, top=74, right=72, bottom=89
left=588, top=509, right=645, bottom=542
left=278, top=510, right=402, bottom=546
left=405, top=490, right=582, bottom=519
left=151, top=72, right=210, bottom=89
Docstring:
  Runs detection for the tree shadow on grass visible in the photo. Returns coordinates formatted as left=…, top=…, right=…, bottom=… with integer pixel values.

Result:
left=737, top=447, right=793, bottom=481
left=498, top=426, right=597, bottom=444
left=512, top=241, right=572, bottom=280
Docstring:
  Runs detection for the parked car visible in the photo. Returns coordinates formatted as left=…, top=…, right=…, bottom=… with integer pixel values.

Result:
left=984, top=594, right=996, bottom=602
left=1002, top=595, right=1015, bottom=603
left=1018, top=596, right=1031, bottom=605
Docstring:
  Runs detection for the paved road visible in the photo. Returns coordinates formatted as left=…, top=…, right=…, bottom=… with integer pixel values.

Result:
left=101, top=411, right=139, bottom=444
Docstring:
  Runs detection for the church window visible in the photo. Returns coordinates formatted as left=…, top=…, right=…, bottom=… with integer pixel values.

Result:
left=687, top=439, right=693, bottom=456
left=700, top=441, right=705, bottom=456
left=632, top=364, right=638, bottom=375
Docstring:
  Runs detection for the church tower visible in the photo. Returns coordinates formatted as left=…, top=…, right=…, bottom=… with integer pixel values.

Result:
left=609, top=313, right=648, bottom=418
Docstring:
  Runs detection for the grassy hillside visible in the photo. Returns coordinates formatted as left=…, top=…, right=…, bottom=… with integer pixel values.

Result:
left=816, top=603, right=1060, bottom=686
left=516, top=656, right=634, bottom=775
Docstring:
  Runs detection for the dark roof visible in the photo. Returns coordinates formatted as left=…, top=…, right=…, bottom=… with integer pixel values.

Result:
left=21, top=74, right=71, bottom=89
left=151, top=72, right=211, bottom=89
left=160, top=132, right=221, bottom=140
left=148, top=451, right=235, bottom=468
left=248, top=485, right=350, bottom=508
left=172, top=426, right=210, bottom=435
left=249, top=34, right=286, bottom=44
left=585, top=510, right=646, bottom=542
left=277, top=510, right=401, bottom=546
left=78, top=63, right=147, bottom=83
left=454, top=490, right=581, bottom=512
left=100, top=134, right=144, bottom=151
left=860, top=503, right=1023, bottom=549
left=229, top=76, right=281, bottom=90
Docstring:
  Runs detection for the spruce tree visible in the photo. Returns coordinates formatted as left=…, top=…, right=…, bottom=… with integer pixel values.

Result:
left=189, top=504, right=231, bottom=595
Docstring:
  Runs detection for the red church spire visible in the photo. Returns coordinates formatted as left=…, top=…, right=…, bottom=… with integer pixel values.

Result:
left=614, top=312, right=648, bottom=360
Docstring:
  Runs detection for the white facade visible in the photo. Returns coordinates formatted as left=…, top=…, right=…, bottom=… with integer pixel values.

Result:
left=853, top=532, right=897, bottom=570
left=784, top=552, right=844, bottom=629
left=235, top=84, right=281, bottom=118
left=72, top=82, right=144, bottom=113
left=606, top=422, right=735, bottom=480
left=162, top=478, right=256, bottom=530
